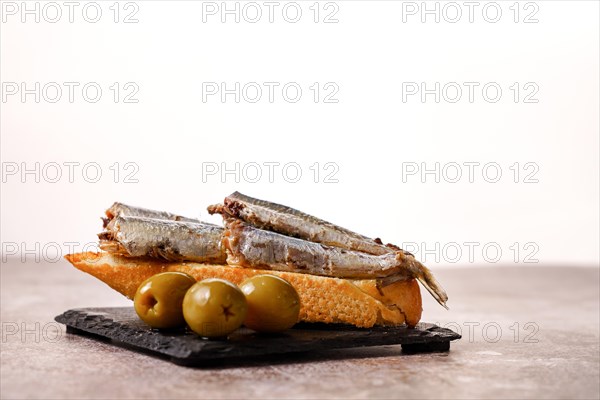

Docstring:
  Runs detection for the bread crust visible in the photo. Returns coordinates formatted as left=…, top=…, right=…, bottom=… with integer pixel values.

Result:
left=65, top=252, right=422, bottom=328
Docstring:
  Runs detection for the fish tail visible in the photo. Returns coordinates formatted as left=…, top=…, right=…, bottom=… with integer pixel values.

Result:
left=398, top=252, right=449, bottom=309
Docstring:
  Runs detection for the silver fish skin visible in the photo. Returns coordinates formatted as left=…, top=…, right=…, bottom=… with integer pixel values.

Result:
left=223, top=219, right=448, bottom=308
left=99, top=215, right=226, bottom=264
left=208, top=192, right=396, bottom=256
left=104, top=202, right=200, bottom=227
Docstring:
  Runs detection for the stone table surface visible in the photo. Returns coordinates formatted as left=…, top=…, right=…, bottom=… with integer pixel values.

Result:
left=1, top=259, right=599, bottom=400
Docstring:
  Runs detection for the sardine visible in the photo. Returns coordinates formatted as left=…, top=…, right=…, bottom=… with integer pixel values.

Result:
left=208, top=192, right=398, bottom=256
left=103, top=202, right=200, bottom=228
left=100, top=198, right=448, bottom=308
left=99, top=215, right=226, bottom=264
left=223, top=218, right=448, bottom=308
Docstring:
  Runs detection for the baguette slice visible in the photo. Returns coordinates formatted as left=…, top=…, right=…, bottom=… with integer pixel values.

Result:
left=65, top=252, right=422, bottom=328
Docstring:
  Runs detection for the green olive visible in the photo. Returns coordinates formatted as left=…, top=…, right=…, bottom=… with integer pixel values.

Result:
left=134, top=272, right=196, bottom=329
left=182, top=279, right=247, bottom=338
left=239, top=275, right=300, bottom=333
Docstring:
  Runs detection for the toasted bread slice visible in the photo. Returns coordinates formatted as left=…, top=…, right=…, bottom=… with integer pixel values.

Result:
left=65, top=252, right=422, bottom=327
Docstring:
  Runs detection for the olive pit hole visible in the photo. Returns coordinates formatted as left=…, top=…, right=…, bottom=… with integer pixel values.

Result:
left=144, top=295, right=158, bottom=309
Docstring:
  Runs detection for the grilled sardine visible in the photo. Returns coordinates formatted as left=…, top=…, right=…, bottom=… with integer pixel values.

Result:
left=99, top=215, right=226, bottom=264
left=223, top=218, right=448, bottom=308
left=100, top=197, right=448, bottom=309
left=103, top=202, right=200, bottom=228
left=209, top=192, right=399, bottom=256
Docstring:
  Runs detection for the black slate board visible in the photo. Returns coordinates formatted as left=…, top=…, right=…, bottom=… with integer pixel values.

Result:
left=55, top=307, right=461, bottom=367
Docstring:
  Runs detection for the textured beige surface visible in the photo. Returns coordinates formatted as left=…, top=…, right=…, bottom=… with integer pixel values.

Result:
left=1, top=259, right=599, bottom=400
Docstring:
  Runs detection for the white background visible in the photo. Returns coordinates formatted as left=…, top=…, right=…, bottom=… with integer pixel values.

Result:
left=1, top=0, right=598, bottom=267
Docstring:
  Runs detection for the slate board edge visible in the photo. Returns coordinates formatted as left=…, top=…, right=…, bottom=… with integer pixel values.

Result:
left=55, top=307, right=461, bottom=366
